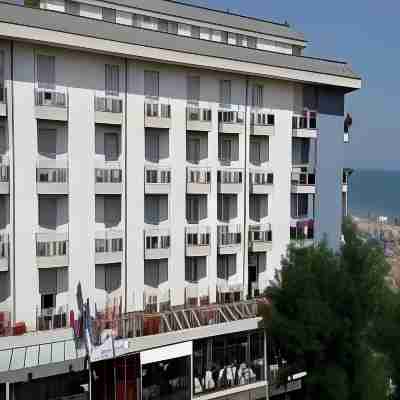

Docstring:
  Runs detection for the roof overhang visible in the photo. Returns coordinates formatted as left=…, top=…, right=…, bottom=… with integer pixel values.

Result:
left=0, top=3, right=361, bottom=92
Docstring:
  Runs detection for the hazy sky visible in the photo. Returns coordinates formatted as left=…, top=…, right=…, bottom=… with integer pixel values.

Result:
left=184, top=0, right=400, bottom=170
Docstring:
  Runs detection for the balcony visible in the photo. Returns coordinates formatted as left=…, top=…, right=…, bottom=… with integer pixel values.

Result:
left=36, top=305, right=69, bottom=331
left=36, top=231, right=69, bottom=268
left=95, top=96, right=123, bottom=125
left=95, top=230, right=123, bottom=264
left=218, top=110, right=245, bottom=134
left=291, top=168, right=316, bottom=194
left=95, top=166, right=122, bottom=195
left=0, top=157, right=9, bottom=194
left=144, top=288, right=171, bottom=313
left=290, top=219, right=314, bottom=247
left=0, top=232, right=9, bottom=272
left=186, top=107, right=212, bottom=131
left=187, top=167, right=211, bottom=194
left=0, top=87, right=7, bottom=116
left=37, top=166, right=68, bottom=194
left=249, top=170, right=274, bottom=195
left=185, top=226, right=211, bottom=257
left=35, top=88, right=68, bottom=121
left=250, top=111, right=275, bottom=135
left=144, top=228, right=171, bottom=260
left=249, top=224, right=272, bottom=253
left=145, top=102, right=171, bottom=129
left=185, top=284, right=210, bottom=307
left=217, top=224, right=242, bottom=255
left=145, top=166, right=171, bottom=194
left=217, top=169, right=243, bottom=193
left=292, top=110, right=318, bottom=138
left=216, top=283, right=244, bottom=304
left=342, top=170, right=349, bottom=193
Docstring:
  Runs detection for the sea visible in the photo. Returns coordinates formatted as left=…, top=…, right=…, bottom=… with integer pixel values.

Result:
left=349, top=169, right=400, bottom=221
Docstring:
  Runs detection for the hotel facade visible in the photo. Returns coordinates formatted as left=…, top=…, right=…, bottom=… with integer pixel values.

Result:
left=0, top=0, right=360, bottom=399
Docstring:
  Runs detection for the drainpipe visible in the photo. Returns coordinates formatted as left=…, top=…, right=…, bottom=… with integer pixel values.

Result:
left=124, top=58, right=128, bottom=314
left=242, top=78, right=249, bottom=298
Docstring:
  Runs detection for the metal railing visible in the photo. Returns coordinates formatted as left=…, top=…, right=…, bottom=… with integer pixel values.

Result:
left=144, top=229, right=171, bottom=250
left=37, top=167, right=68, bottom=183
left=36, top=305, right=69, bottom=331
left=218, top=169, right=243, bottom=184
left=249, top=224, right=272, bottom=243
left=35, top=88, right=67, bottom=108
left=292, top=110, right=318, bottom=130
left=0, top=164, right=9, bottom=182
left=218, top=110, right=244, bottom=124
left=290, top=220, right=314, bottom=241
left=185, top=226, right=211, bottom=247
left=145, top=166, right=171, bottom=184
left=95, top=230, right=123, bottom=254
left=217, top=224, right=241, bottom=246
left=291, top=170, right=316, bottom=186
left=95, top=96, right=123, bottom=113
left=250, top=171, right=274, bottom=185
left=186, top=107, right=212, bottom=122
left=251, top=112, right=275, bottom=126
left=187, top=167, right=211, bottom=184
left=95, top=168, right=122, bottom=183
left=36, top=233, right=69, bottom=258
left=145, top=102, right=171, bottom=118
left=144, top=288, right=171, bottom=313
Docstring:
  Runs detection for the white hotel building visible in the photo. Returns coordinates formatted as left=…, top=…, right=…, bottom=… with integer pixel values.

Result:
left=0, top=0, right=360, bottom=399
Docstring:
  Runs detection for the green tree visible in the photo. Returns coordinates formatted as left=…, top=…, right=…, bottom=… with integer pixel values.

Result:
left=263, top=218, right=390, bottom=400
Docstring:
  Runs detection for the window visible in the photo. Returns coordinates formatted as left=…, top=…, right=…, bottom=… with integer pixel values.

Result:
left=39, top=267, right=68, bottom=298
left=185, top=257, right=206, bottom=283
left=66, top=0, right=80, bottom=15
left=158, top=19, right=168, bottom=32
left=0, top=50, right=3, bottom=85
left=292, top=138, right=310, bottom=165
left=250, top=195, right=268, bottom=222
left=219, top=136, right=236, bottom=162
left=186, top=136, right=201, bottom=163
left=191, top=25, right=200, bottom=39
left=105, top=64, right=119, bottom=96
left=144, top=70, right=159, bottom=98
left=247, top=36, right=257, bottom=49
left=217, top=254, right=236, bottom=280
left=187, top=75, right=200, bottom=104
left=37, top=54, right=55, bottom=89
left=168, top=21, right=178, bottom=34
left=252, top=84, right=263, bottom=108
left=220, top=31, right=228, bottom=43
left=41, top=294, right=55, bottom=310
left=291, top=193, right=309, bottom=218
left=219, top=80, right=231, bottom=106
left=250, top=136, right=269, bottom=165
left=95, top=264, right=121, bottom=293
left=144, top=259, right=168, bottom=287
left=102, top=7, right=116, bottom=23
left=145, top=131, right=160, bottom=162
left=218, top=194, right=237, bottom=222
left=186, top=195, right=207, bottom=223
left=144, top=195, right=168, bottom=225
left=236, top=34, right=244, bottom=46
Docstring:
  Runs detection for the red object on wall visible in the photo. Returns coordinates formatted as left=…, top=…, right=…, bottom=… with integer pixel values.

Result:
left=13, top=322, right=26, bottom=336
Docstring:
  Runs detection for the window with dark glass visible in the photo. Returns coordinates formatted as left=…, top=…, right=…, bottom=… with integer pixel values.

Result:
left=191, top=25, right=201, bottom=39
left=102, top=7, right=116, bottom=23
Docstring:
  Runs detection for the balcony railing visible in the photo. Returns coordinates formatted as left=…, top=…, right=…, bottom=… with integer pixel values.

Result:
left=95, top=96, right=123, bottom=113
left=186, top=107, right=212, bottom=122
left=145, top=102, right=171, bottom=119
left=0, top=163, right=9, bottom=183
left=217, top=170, right=243, bottom=184
left=145, top=166, right=171, bottom=184
left=217, top=224, right=241, bottom=246
left=250, top=171, right=274, bottom=185
left=216, top=283, right=244, bottom=304
left=95, top=168, right=122, bottom=183
left=36, top=233, right=68, bottom=258
left=291, top=170, right=316, bottom=186
left=95, top=230, right=123, bottom=254
left=186, top=226, right=211, bottom=247
left=37, top=167, right=68, bottom=183
left=218, top=110, right=244, bottom=124
left=36, top=305, right=69, bottom=331
left=0, top=233, right=9, bottom=267
left=35, top=88, right=67, bottom=108
left=145, top=233, right=170, bottom=250
left=185, top=284, right=210, bottom=307
left=251, top=112, right=275, bottom=126
left=144, top=288, right=171, bottom=313
left=292, top=110, right=318, bottom=130
left=249, top=224, right=272, bottom=243
left=290, top=219, right=314, bottom=241
left=187, top=168, right=211, bottom=185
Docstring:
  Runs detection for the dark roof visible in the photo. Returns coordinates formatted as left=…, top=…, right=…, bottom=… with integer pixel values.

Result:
left=106, top=0, right=307, bottom=43
left=0, top=2, right=361, bottom=82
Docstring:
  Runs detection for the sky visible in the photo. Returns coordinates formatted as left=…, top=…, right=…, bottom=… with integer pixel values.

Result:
left=184, top=0, right=400, bottom=170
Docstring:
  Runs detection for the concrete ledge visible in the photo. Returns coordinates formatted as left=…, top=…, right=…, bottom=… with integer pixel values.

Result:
left=95, top=251, right=123, bottom=264
left=35, top=106, right=68, bottom=121
left=0, top=102, right=7, bottom=117
left=187, top=183, right=211, bottom=194
left=95, top=111, right=123, bottom=125
left=37, top=182, right=69, bottom=195
left=187, top=120, right=213, bottom=132
left=186, top=245, right=211, bottom=257
left=251, top=125, right=274, bottom=136
left=292, top=128, right=318, bottom=139
left=0, top=181, right=9, bottom=194
left=95, top=182, right=122, bottom=195
left=250, top=184, right=273, bottom=195
left=218, top=123, right=245, bottom=135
